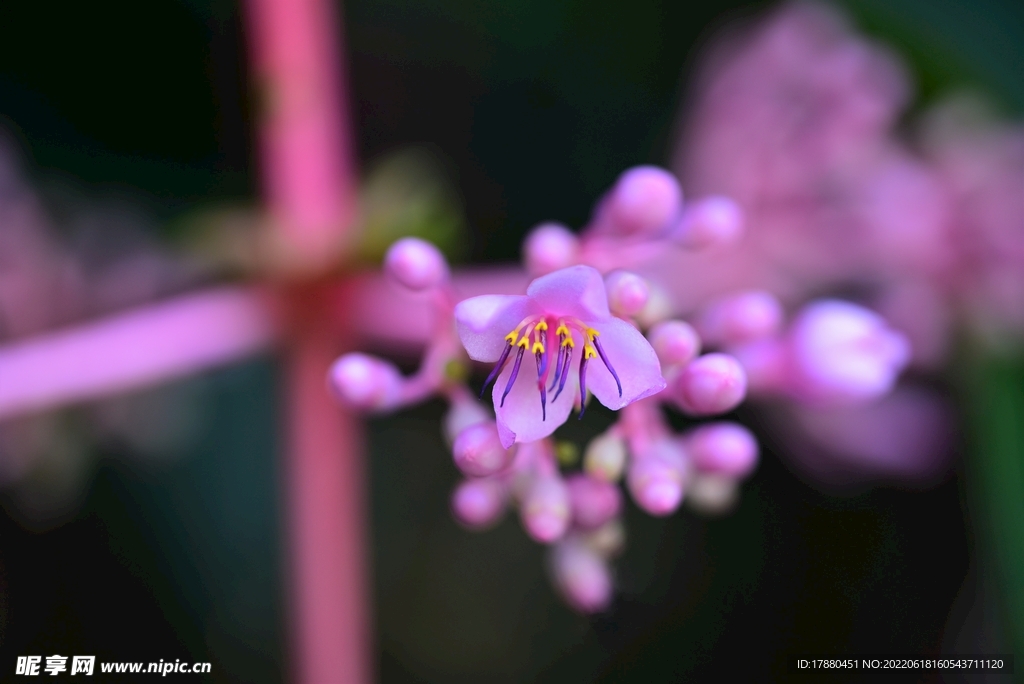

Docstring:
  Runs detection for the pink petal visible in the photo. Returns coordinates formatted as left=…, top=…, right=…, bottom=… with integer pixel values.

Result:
left=526, top=265, right=610, bottom=320
left=493, top=349, right=578, bottom=447
left=454, top=294, right=537, bottom=362
left=585, top=317, right=666, bottom=410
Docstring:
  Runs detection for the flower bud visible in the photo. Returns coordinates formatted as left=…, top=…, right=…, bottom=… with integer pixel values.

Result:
left=670, top=196, right=744, bottom=249
left=581, top=519, right=626, bottom=558
left=647, top=320, right=701, bottom=368
left=328, top=353, right=403, bottom=410
left=684, top=422, right=758, bottom=478
left=452, top=422, right=513, bottom=477
left=606, top=166, right=682, bottom=236
left=384, top=237, right=448, bottom=291
left=443, top=399, right=491, bottom=443
left=686, top=474, right=739, bottom=516
left=550, top=539, right=613, bottom=613
left=672, top=353, right=747, bottom=415
left=788, top=300, right=910, bottom=403
left=605, top=270, right=650, bottom=316
left=566, top=474, right=622, bottom=530
left=583, top=431, right=627, bottom=482
left=451, top=478, right=507, bottom=529
left=627, top=441, right=686, bottom=516
left=523, top=222, right=579, bottom=276
left=698, top=290, right=783, bottom=346
left=520, top=475, right=571, bottom=543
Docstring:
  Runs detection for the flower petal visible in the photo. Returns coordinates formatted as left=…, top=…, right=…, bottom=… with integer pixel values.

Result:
left=526, top=265, right=610, bottom=320
left=493, top=349, right=578, bottom=446
left=586, top=317, right=666, bottom=410
left=455, top=295, right=537, bottom=362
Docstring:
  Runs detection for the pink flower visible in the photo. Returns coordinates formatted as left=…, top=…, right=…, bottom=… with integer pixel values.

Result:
left=455, top=265, right=666, bottom=447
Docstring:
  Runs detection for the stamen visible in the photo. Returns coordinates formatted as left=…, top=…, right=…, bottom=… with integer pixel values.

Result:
left=547, top=339, right=564, bottom=392
left=578, top=354, right=590, bottom=419
left=539, top=381, right=547, bottom=420
left=553, top=344, right=573, bottom=402
left=591, top=334, right=622, bottom=397
left=500, top=346, right=526, bottom=407
left=481, top=341, right=513, bottom=397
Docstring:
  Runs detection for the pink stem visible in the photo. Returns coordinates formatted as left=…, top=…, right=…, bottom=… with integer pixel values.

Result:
left=0, top=287, right=275, bottom=420
left=284, top=302, right=371, bottom=684
left=245, top=0, right=357, bottom=259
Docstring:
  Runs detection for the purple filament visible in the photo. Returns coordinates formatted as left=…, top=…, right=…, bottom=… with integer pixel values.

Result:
left=481, top=341, right=513, bottom=397
left=500, top=346, right=526, bottom=407
left=592, top=335, right=622, bottom=397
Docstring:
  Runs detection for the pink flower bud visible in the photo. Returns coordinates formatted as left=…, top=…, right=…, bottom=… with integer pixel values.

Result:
left=443, top=399, right=491, bottom=443
left=452, top=422, right=513, bottom=477
left=627, top=441, right=687, bottom=516
left=451, top=478, right=507, bottom=529
left=670, top=196, right=744, bottom=249
left=384, top=237, right=448, bottom=291
left=566, top=474, right=622, bottom=530
left=672, top=353, right=747, bottom=415
left=684, top=422, right=759, bottom=478
left=647, top=320, right=701, bottom=368
left=606, top=166, right=682, bottom=236
left=520, top=475, right=571, bottom=543
left=788, top=300, right=910, bottom=404
left=583, top=432, right=627, bottom=482
left=605, top=270, right=650, bottom=316
left=523, top=222, right=579, bottom=276
left=550, top=539, right=613, bottom=613
left=698, top=290, right=783, bottom=346
left=686, top=474, right=739, bottom=516
left=327, top=353, right=403, bottom=410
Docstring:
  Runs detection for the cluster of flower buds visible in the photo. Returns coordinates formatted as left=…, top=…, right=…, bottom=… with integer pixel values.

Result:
left=328, top=167, right=795, bottom=611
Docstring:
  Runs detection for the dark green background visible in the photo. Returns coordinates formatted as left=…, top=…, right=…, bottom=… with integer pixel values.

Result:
left=0, top=0, right=1021, bottom=681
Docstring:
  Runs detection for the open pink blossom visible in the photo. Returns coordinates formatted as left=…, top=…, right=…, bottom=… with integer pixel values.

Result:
left=455, top=265, right=666, bottom=447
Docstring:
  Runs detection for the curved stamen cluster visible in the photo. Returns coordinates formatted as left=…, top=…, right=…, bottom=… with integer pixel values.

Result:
left=482, top=315, right=623, bottom=421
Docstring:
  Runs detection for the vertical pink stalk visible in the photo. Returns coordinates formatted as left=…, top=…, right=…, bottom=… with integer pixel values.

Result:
left=246, top=0, right=358, bottom=262
left=285, top=290, right=369, bottom=684
left=244, top=0, right=368, bottom=682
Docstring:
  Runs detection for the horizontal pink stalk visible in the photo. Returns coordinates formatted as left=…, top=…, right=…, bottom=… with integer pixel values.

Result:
left=0, top=270, right=528, bottom=421
left=0, top=287, right=276, bottom=420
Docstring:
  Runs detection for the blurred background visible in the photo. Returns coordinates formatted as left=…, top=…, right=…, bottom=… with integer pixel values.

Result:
left=0, top=0, right=1022, bottom=681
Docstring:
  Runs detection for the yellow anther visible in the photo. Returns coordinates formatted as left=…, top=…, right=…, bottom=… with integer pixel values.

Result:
left=505, top=331, right=518, bottom=344
left=584, top=344, right=597, bottom=359
left=555, top=323, right=570, bottom=337
left=517, top=336, right=530, bottom=348
left=535, top=321, right=548, bottom=332
left=585, top=327, right=600, bottom=340
left=562, top=336, right=575, bottom=349
left=532, top=341, right=545, bottom=354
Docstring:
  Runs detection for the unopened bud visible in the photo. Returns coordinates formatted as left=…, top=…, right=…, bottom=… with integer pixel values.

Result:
left=328, top=353, right=403, bottom=410
left=451, top=478, right=507, bottom=529
left=648, top=320, right=701, bottom=368
left=686, top=474, right=739, bottom=516
left=583, top=432, right=627, bottom=482
left=698, top=290, right=783, bottom=346
left=566, top=474, right=622, bottom=530
left=788, top=300, right=910, bottom=404
left=452, top=422, right=513, bottom=477
left=605, top=270, right=650, bottom=316
left=550, top=539, right=613, bottom=613
left=520, top=475, right=571, bottom=543
left=442, top=399, right=491, bottom=443
left=684, top=422, right=758, bottom=478
left=523, top=222, right=579, bottom=276
left=384, top=237, right=449, bottom=291
left=672, top=353, right=747, bottom=415
left=606, top=166, right=682, bottom=236
left=627, top=441, right=686, bottom=516
left=670, top=196, right=744, bottom=249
